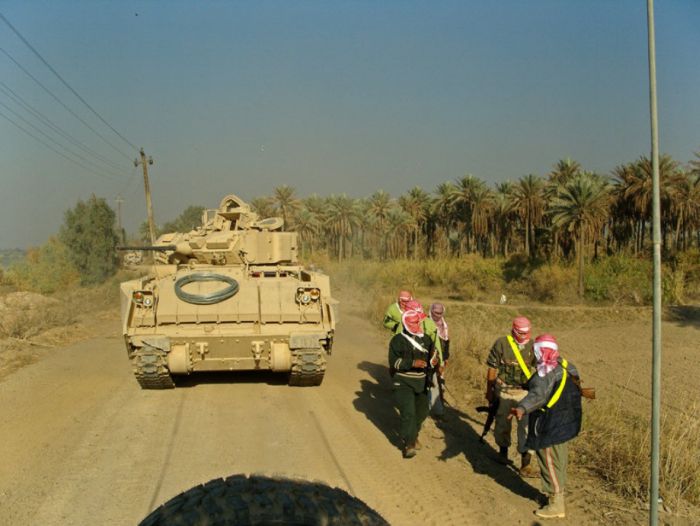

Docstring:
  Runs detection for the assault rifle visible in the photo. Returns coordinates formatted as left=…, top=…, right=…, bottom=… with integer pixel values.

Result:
left=476, top=399, right=499, bottom=443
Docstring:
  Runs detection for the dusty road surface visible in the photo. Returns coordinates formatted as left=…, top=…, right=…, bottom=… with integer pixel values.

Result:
left=1, top=300, right=642, bottom=526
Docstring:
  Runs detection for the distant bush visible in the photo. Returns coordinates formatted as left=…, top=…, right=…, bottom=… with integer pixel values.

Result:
left=59, top=195, right=119, bottom=285
left=327, top=254, right=689, bottom=307
left=6, top=237, right=80, bottom=294
left=584, top=256, right=652, bottom=304
left=671, top=249, right=700, bottom=301
left=527, top=264, right=578, bottom=303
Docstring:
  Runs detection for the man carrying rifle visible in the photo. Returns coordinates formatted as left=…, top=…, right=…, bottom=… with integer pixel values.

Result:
left=485, top=316, right=538, bottom=478
left=428, top=303, right=449, bottom=419
left=388, top=309, right=435, bottom=459
left=509, top=333, right=584, bottom=519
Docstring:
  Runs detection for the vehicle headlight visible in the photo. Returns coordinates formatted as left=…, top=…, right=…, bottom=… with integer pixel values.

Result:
left=133, top=291, right=154, bottom=308
left=297, top=287, right=318, bottom=305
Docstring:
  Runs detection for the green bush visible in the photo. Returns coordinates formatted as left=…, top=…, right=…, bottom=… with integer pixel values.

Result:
left=59, top=195, right=119, bottom=285
left=528, top=264, right=578, bottom=303
left=6, top=237, right=80, bottom=294
left=585, top=256, right=652, bottom=304
left=674, top=249, right=700, bottom=300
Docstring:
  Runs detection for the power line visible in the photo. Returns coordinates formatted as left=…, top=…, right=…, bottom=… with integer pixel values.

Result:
left=0, top=82, right=128, bottom=174
left=0, top=46, right=134, bottom=162
left=0, top=108, right=121, bottom=181
left=119, top=165, right=141, bottom=198
left=0, top=13, right=139, bottom=153
left=0, top=98, right=127, bottom=179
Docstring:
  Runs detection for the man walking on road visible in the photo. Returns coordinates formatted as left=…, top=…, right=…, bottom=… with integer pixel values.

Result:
left=383, top=290, right=413, bottom=335
left=510, top=333, right=583, bottom=519
left=388, top=309, right=434, bottom=459
left=428, top=303, right=449, bottom=419
left=485, top=316, right=538, bottom=478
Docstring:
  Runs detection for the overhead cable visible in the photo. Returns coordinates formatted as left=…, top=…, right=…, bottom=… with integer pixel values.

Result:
left=0, top=82, right=128, bottom=174
left=0, top=98, right=127, bottom=179
left=0, top=13, right=139, bottom=153
left=0, top=47, right=134, bottom=162
left=119, top=165, right=141, bottom=198
left=0, top=108, right=120, bottom=181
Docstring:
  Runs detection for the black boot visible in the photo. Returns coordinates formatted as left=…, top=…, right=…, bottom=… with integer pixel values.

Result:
left=402, top=441, right=417, bottom=459
left=495, top=445, right=509, bottom=464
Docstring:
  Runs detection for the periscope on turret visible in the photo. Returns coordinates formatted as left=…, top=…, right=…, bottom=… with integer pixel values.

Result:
left=119, top=194, right=338, bottom=389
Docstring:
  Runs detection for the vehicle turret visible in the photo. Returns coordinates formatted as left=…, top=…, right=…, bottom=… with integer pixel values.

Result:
left=119, top=192, right=337, bottom=389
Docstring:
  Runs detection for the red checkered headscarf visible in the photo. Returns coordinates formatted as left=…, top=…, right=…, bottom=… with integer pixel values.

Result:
left=402, top=310, right=424, bottom=337
left=511, top=316, right=531, bottom=344
left=404, top=300, right=425, bottom=315
left=398, top=290, right=413, bottom=311
left=533, top=333, right=559, bottom=377
left=430, top=303, right=448, bottom=340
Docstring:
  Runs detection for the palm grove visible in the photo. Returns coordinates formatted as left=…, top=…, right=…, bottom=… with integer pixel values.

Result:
left=7, top=151, right=700, bottom=300
left=249, top=153, right=700, bottom=298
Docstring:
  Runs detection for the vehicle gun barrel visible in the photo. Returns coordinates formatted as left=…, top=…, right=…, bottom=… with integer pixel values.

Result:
left=117, top=245, right=177, bottom=251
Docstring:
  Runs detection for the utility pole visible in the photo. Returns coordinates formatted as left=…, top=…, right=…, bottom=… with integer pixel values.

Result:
left=134, top=148, right=156, bottom=244
left=646, top=1, right=662, bottom=524
left=115, top=195, right=125, bottom=243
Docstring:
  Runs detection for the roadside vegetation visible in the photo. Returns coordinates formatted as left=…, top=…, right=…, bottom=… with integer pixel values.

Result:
left=328, top=255, right=700, bottom=512
left=2, top=150, right=700, bottom=513
left=253, top=152, right=700, bottom=304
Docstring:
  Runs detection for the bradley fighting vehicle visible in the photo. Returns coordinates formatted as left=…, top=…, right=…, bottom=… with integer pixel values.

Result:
left=119, top=194, right=337, bottom=389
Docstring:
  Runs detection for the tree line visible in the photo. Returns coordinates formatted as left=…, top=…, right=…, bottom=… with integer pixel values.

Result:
left=248, top=151, right=700, bottom=296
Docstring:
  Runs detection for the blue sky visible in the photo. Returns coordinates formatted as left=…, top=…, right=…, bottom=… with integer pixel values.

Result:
left=1, top=1, right=698, bottom=248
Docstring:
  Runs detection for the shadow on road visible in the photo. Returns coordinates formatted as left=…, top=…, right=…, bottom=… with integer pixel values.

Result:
left=353, top=360, right=541, bottom=503
left=437, top=401, right=542, bottom=503
left=173, top=370, right=288, bottom=388
left=353, top=361, right=402, bottom=449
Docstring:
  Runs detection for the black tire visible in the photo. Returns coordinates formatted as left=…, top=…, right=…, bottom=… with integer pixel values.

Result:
left=140, top=474, right=388, bottom=526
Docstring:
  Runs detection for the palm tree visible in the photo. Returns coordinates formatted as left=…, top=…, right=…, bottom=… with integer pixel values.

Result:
left=450, top=175, right=486, bottom=254
left=250, top=196, right=276, bottom=219
left=470, top=185, right=495, bottom=256
left=512, top=174, right=546, bottom=257
left=492, top=182, right=517, bottom=257
left=294, top=208, right=320, bottom=258
left=399, top=187, right=429, bottom=259
left=325, top=194, right=359, bottom=262
left=385, top=207, right=413, bottom=258
left=431, top=182, right=456, bottom=257
left=549, top=172, right=611, bottom=297
left=616, top=155, right=683, bottom=252
left=672, top=171, right=700, bottom=251
left=548, top=158, right=581, bottom=185
left=273, top=185, right=301, bottom=231
left=611, top=162, right=640, bottom=252
left=367, top=190, right=392, bottom=258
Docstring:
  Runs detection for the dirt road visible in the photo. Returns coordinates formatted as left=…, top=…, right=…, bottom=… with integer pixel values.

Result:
left=1, top=301, right=636, bottom=525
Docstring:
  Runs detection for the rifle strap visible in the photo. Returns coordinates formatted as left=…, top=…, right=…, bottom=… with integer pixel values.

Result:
left=400, top=333, right=430, bottom=355
left=507, top=335, right=533, bottom=380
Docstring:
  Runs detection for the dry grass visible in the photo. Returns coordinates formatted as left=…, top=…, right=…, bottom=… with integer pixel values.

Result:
left=0, top=277, right=121, bottom=341
left=576, top=391, right=700, bottom=508
left=332, top=257, right=700, bottom=510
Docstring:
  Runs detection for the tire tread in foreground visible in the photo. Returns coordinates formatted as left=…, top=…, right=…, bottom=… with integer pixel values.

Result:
left=139, top=474, right=389, bottom=526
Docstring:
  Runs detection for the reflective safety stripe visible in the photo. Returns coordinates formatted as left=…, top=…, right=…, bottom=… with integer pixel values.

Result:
left=507, top=335, right=532, bottom=380
left=546, top=359, right=568, bottom=409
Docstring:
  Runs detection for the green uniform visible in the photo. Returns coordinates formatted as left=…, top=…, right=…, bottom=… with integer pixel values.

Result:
left=486, top=335, right=535, bottom=387
left=388, top=331, right=433, bottom=446
left=486, top=335, right=536, bottom=453
left=384, top=303, right=443, bottom=364
left=383, top=303, right=403, bottom=334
